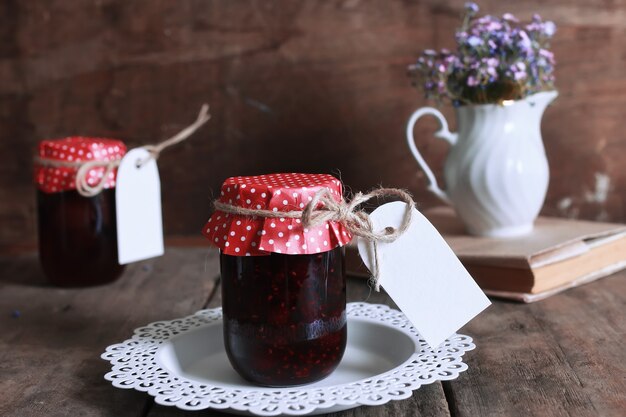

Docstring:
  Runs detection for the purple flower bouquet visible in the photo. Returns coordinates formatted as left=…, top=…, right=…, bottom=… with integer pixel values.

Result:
left=408, top=3, right=556, bottom=105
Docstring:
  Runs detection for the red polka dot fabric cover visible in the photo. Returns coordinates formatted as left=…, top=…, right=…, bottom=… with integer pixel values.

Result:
left=35, top=137, right=127, bottom=193
left=203, top=173, right=353, bottom=256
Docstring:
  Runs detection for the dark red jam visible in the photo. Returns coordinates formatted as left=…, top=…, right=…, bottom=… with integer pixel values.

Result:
left=220, top=247, right=346, bottom=386
left=37, top=188, right=125, bottom=287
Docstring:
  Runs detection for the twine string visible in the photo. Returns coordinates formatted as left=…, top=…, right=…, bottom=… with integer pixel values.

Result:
left=35, top=104, right=211, bottom=197
left=139, top=103, right=211, bottom=167
left=214, top=187, right=415, bottom=291
left=75, top=158, right=122, bottom=197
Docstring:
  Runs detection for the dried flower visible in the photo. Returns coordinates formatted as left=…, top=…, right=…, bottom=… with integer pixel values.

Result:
left=408, top=4, right=556, bottom=105
left=465, top=2, right=479, bottom=16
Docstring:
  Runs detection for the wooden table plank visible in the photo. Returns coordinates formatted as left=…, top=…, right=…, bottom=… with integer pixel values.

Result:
left=444, top=272, right=626, bottom=417
left=0, top=248, right=218, bottom=417
left=3, top=248, right=624, bottom=417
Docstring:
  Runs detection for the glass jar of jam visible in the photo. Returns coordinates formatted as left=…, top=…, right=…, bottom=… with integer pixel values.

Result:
left=34, top=137, right=127, bottom=287
left=203, top=173, right=354, bottom=386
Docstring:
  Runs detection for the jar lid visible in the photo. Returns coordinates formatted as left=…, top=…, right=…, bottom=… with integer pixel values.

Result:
left=34, top=137, right=127, bottom=193
left=203, top=173, right=353, bottom=256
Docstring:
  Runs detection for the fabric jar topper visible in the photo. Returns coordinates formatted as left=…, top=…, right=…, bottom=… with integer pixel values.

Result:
left=204, top=173, right=415, bottom=290
left=204, top=173, right=353, bottom=257
left=33, top=104, right=211, bottom=197
left=35, top=137, right=127, bottom=194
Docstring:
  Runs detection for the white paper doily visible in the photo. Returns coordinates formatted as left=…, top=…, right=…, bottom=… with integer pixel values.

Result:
left=101, top=303, right=475, bottom=415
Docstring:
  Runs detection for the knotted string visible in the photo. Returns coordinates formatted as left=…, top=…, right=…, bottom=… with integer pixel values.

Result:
left=213, top=187, right=415, bottom=291
left=35, top=104, right=211, bottom=197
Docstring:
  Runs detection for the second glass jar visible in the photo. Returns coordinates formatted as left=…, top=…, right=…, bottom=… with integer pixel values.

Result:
left=35, top=137, right=126, bottom=287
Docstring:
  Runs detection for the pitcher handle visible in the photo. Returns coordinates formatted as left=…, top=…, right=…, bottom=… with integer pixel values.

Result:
left=406, top=107, right=457, bottom=205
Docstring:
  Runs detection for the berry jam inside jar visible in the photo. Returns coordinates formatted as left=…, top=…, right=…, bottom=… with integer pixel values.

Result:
left=221, top=248, right=346, bottom=386
left=37, top=188, right=124, bottom=287
left=204, top=173, right=354, bottom=387
left=35, top=137, right=127, bottom=287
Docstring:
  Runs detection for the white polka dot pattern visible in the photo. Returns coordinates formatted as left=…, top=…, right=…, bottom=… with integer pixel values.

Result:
left=203, top=173, right=353, bottom=256
left=35, top=137, right=127, bottom=194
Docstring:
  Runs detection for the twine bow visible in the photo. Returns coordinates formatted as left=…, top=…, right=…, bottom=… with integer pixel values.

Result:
left=214, top=187, right=415, bottom=291
left=35, top=104, right=211, bottom=197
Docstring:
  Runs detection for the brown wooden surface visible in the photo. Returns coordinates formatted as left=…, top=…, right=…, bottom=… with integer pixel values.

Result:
left=0, top=248, right=219, bottom=417
left=1, top=0, right=625, bottom=250
left=1, top=248, right=625, bottom=416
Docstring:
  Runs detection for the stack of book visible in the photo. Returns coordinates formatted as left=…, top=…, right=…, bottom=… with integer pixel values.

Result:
left=346, top=207, right=626, bottom=302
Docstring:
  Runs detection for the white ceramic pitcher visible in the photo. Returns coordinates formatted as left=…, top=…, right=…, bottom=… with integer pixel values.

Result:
left=406, top=90, right=558, bottom=237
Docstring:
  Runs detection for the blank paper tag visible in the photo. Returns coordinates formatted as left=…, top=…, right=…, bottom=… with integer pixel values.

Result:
left=357, top=202, right=490, bottom=348
left=116, top=148, right=164, bottom=264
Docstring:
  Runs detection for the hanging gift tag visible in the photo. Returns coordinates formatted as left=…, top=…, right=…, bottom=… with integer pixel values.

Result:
left=357, top=201, right=490, bottom=348
left=115, top=148, right=164, bottom=264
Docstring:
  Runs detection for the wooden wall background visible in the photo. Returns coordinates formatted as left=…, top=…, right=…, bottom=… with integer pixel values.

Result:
left=1, top=0, right=625, bottom=249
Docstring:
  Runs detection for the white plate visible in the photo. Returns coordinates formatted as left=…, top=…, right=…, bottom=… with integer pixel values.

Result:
left=102, top=303, right=475, bottom=416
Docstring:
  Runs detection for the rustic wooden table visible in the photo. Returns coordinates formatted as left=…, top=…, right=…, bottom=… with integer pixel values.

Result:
left=1, top=248, right=625, bottom=417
